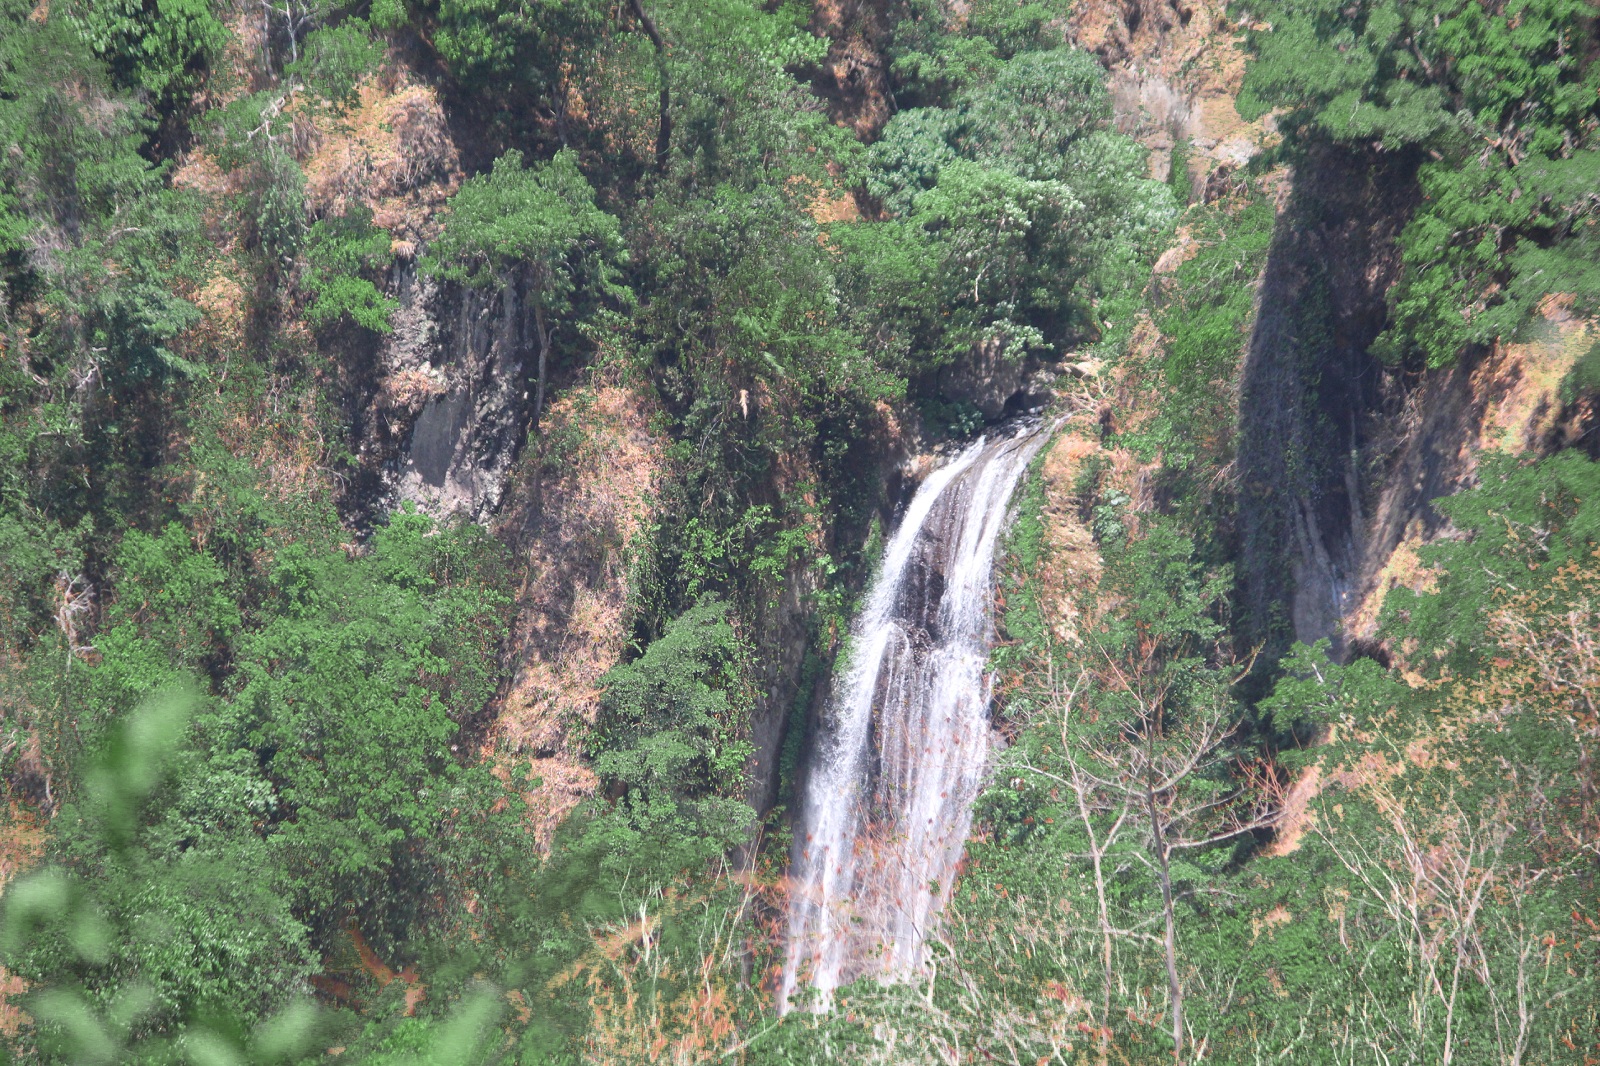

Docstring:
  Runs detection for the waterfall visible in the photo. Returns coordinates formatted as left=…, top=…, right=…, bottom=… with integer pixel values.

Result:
left=780, top=421, right=1053, bottom=1013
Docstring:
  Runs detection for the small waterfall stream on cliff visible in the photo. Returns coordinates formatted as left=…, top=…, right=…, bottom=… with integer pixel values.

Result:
left=780, top=422, right=1053, bottom=1012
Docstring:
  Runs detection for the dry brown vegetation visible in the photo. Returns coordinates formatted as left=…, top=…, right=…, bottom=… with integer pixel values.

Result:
left=1346, top=301, right=1599, bottom=645
left=490, top=375, right=668, bottom=849
left=301, top=72, right=463, bottom=241
left=0, top=801, right=44, bottom=1039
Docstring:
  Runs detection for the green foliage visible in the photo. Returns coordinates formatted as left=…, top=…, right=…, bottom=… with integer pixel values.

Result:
left=962, top=47, right=1111, bottom=178
left=432, top=0, right=608, bottom=106
left=2, top=691, right=519, bottom=1064
left=638, top=182, right=888, bottom=619
left=206, top=14, right=383, bottom=275
left=0, top=511, right=530, bottom=1053
left=961, top=0, right=1074, bottom=58
left=0, top=0, right=237, bottom=798
left=210, top=18, right=383, bottom=160
left=3, top=692, right=318, bottom=1053
left=71, top=0, right=227, bottom=107
left=1167, top=137, right=1192, bottom=204
left=486, top=601, right=760, bottom=1060
left=882, top=0, right=1074, bottom=107
left=592, top=598, right=752, bottom=800
left=1382, top=448, right=1600, bottom=674
left=1136, top=197, right=1276, bottom=474
left=0, top=7, right=205, bottom=385
left=857, top=48, right=1174, bottom=369
left=910, top=160, right=1079, bottom=358
left=301, top=204, right=398, bottom=333
left=220, top=510, right=512, bottom=939
left=1238, top=0, right=1600, bottom=366
left=39, top=509, right=520, bottom=967
left=582, top=599, right=755, bottom=883
left=1100, top=517, right=1231, bottom=665
left=655, top=0, right=836, bottom=187
left=863, top=107, right=965, bottom=216
left=1560, top=336, right=1600, bottom=404
left=1255, top=638, right=1394, bottom=752
left=1238, top=0, right=1599, bottom=150
left=916, top=396, right=985, bottom=438
left=882, top=2, right=1001, bottom=107
left=426, top=149, right=625, bottom=306
left=90, top=523, right=241, bottom=703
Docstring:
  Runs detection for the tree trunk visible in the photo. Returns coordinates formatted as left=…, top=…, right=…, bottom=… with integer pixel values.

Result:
left=1074, top=774, right=1118, bottom=1032
left=628, top=0, right=672, bottom=172
left=1147, top=780, right=1184, bottom=1063
left=533, top=301, right=551, bottom=431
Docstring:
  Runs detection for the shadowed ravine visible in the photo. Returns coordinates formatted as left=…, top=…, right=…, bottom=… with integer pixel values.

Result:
left=780, top=421, right=1054, bottom=1013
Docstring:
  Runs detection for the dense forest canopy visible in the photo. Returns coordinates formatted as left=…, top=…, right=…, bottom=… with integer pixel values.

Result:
left=0, top=0, right=1596, bottom=1062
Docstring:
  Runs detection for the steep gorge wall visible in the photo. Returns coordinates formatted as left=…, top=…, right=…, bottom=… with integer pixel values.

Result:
left=1057, top=1, right=1598, bottom=666
left=810, top=0, right=896, bottom=139
left=1233, top=146, right=1418, bottom=659
left=319, top=3, right=1598, bottom=846
left=1343, top=304, right=1600, bottom=643
left=1230, top=151, right=1596, bottom=662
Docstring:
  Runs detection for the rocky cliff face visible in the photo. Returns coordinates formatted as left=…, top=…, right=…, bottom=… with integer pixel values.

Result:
left=1233, top=145, right=1419, bottom=658
left=387, top=269, right=540, bottom=523
left=1068, top=0, right=1267, bottom=191
left=1344, top=304, right=1600, bottom=644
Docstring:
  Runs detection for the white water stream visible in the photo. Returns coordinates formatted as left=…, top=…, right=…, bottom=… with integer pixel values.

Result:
left=780, top=421, right=1053, bottom=1012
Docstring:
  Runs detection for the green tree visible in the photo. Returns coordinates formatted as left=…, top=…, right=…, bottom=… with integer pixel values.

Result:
left=301, top=203, right=398, bottom=334
left=2, top=691, right=514, bottom=1063
left=89, top=523, right=242, bottom=709
left=1382, top=449, right=1600, bottom=675
left=221, top=510, right=512, bottom=947
left=591, top=597, right=753, bottom=811
left=431, top=0, right=609, bottom=138
left=856, top=48, right=1174, bottom=370
left=2, top=693, right=320, bottom=1054
left=1238, top=0, right=1600, bottom=366
left=72, top=0, right=227, bottom=109
left=425, top=149, right=627, bottom=427
left=881, top=0, right=1075, bottom=108
left=652, top=0, right=837, bottom=189
left=0, top=6, right=205, bottom=387
left=961, top=46, right=1113, bottom=180
left=864, top=107, right=966, bottom=217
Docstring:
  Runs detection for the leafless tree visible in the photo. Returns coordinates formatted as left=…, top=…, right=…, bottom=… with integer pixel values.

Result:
left=1077, top=651, right=1277, bottom=1063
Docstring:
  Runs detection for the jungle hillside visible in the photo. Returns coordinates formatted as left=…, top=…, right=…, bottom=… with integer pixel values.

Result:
left=1, top=0, right=1598, bottom=1063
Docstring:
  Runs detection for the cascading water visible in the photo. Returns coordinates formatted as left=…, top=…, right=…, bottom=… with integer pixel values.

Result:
left=780, top=421, right=1054, bottom=1013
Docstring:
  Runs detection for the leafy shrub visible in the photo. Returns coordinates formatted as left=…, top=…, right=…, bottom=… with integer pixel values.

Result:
left=72, top=0, right=227, bottom=107
left=301, top=204, right=398, bottom=333
left=588, top=597, right=755, bottom=872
